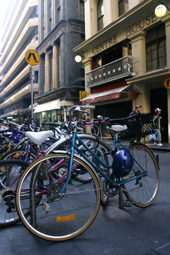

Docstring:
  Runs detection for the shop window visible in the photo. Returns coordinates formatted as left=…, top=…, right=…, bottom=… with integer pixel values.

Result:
left=119, top=0, right=129, bottom=16
left=146, top=24, right=166, bottom=72
left=97, top=0, right=104, bottom=31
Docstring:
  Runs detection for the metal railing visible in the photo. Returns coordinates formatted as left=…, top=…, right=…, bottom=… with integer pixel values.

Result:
left=87, top=56, right=133, bottom=88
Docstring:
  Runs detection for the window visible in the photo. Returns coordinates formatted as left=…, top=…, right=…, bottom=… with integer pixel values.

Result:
left=119, top=0, right=128, bottom=16
left=79, top=0, right=84, bottom=21
left=97, top=0, right=104, bottom=31
left=146, top=24, right=166, bottom=72
left=57, top=0, right=61, bottom=21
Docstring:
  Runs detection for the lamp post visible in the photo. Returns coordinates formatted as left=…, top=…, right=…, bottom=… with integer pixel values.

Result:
left=155, top=1, right=170, bottom=17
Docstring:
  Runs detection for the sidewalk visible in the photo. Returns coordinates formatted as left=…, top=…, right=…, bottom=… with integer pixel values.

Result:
left=102, top=137, right=170, bottom=152
left=146, top=142, right=170, bottom=152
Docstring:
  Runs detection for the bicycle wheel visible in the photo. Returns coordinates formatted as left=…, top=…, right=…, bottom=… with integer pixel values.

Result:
left=123, top=143, right=160, bottom=207
left=0, top=159, right=29, bottom=226
left=45, top=134, right=113, bottom=206
left=16, top=152, right=101, bottom=241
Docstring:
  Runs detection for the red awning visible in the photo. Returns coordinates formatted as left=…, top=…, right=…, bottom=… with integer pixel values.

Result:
left=81, top=85, right=129, bottom=104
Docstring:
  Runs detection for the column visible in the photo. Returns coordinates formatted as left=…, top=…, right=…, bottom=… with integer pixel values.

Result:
left=39, top=0, right=43, bottom=42
left=133, top=84, right=150, bottom=114
left=39, top=56, right=45, bottom=95
left=53, top=0, right=56, bottom=27
left=168, top=89, right=170, bottom=143
left=45, top=51, right=50, bottom=93
left=45, top=0, right=49, bottom=35
left=85, top=0, right=97, bottom=39
left=82, top=57, right=92, bottom=95
left=52, top=43, right=58, bottom=89
left=129, top=31, right=149, bottom=114
left=162, top=14, right=170, bottom=68
left=129, top=31, right=146, bottom=76
left=104, top=0, right=119, bottom=25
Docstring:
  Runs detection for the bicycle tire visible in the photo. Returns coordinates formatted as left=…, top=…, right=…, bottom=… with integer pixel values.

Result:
left=16, top=152, right=101, bottom=241
left=123, top=143, right=160, bottom=207
left=0, top=159, right=29, bottom=226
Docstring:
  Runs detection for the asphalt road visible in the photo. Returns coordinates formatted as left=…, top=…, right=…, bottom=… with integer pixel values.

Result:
left=1, top=150, right=170, bottom=255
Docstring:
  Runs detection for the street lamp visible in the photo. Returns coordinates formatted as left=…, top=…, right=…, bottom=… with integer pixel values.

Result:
left=155, top=1, right=170, bottom=18
left=75, top=55, right=83, bottom=63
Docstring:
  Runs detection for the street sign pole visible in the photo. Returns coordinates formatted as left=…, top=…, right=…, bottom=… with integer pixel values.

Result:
left=25, top=50, right=40, bottom=126
left=31, top=66, right=34, bottom=125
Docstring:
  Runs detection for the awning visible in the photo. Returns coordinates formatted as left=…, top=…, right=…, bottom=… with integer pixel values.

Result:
left=81, top=85, right=129, bottom=104
left=34, top=99, right=60, bottom=113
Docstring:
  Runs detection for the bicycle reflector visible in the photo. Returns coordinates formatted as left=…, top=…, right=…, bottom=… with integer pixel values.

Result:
left=112, top=149, right=133, bottom=177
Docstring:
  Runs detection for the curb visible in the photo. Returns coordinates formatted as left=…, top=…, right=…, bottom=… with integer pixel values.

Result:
left=102, top=138, right=170, bottom=152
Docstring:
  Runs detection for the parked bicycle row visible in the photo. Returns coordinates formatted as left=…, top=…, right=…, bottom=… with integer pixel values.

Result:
left=0, top=105, right=160, bottom=242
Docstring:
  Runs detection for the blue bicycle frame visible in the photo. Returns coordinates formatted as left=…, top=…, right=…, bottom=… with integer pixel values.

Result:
left=61, top=129, right=146, bottom=194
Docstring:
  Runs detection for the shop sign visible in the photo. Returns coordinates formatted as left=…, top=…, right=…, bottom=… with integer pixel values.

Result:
left=83, top=92, right=121, bottom=104
left=79, top=91, right=87, bottom=100
left=164, top=77, right=170, bottom=89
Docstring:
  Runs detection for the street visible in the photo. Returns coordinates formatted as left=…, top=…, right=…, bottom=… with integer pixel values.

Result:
left=1, top=150, right=170, bottom=255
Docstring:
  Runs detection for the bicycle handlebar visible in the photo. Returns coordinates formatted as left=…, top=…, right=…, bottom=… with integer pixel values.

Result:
left=68, top=105, right=95, bottom=122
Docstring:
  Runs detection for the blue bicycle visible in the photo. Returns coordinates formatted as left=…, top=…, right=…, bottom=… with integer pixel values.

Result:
left=16, top=105, right=160, bottom=241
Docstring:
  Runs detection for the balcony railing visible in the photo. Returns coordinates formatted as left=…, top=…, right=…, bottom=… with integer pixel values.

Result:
left=87, top=56, right=133, bottom=88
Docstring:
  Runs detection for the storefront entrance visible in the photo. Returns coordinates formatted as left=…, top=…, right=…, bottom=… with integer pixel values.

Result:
left=94, top=101, right=132, bottom=119
left=150, top=87, right=168, bottom=142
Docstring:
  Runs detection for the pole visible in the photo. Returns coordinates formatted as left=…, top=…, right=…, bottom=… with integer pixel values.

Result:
left=31, top=66, right=34, bottom=125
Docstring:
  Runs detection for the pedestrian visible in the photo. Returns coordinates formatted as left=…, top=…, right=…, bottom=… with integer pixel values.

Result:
left=153, top=108, right=163, bottom=146
left=129, top=105, right=142, bottom=116
left=129, top=105, right=142, bottom=143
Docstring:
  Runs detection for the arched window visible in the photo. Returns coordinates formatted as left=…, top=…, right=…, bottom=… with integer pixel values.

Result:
left=97, top=0, right=104, bottom=30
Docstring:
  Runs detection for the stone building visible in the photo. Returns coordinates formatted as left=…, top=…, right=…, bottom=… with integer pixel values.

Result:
left=74, top=0, right=170, bottom=143
left=34, top=0, right=85, bottom=123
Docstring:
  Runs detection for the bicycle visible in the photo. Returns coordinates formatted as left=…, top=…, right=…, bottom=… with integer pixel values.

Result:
left=15, top=105, right=160, bottom=241
left=0, top=120, right=113, bottom=226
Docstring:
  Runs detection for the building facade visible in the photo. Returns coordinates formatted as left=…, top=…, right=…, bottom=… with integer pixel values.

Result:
left=74, top=0, right=170, bottom=143
left=35, top=0, right=85, bottom=123
left=0, top=0, right=39, bottom=122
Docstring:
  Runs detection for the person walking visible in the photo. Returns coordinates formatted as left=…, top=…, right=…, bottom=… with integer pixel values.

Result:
left=129, top=105, right=142, bottom=117
left=153, top=108, right=163, bottom=146
left=129, top=105, right=142, bottom=143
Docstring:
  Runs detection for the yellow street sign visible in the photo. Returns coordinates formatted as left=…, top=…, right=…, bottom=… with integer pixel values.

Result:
left=25, top=50, right=40, bottom=66
left=79, top=91, right=87, bottom=101
left=164, top=77, right=170, bottom=89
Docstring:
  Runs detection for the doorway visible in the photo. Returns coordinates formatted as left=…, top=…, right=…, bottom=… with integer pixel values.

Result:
left=150, top=87, right=168, bottom=142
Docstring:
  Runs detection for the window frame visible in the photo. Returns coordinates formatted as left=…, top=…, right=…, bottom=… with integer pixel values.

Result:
left=146, top=24, right=166, bottom=72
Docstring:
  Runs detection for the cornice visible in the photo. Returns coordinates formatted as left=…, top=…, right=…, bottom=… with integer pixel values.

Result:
left=37, top=20, right=66, bottom=55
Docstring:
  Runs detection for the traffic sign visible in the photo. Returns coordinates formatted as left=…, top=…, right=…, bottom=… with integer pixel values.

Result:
left=25, top=50, right=40, bottom=66
left=164, top=77, right=170, bottom=89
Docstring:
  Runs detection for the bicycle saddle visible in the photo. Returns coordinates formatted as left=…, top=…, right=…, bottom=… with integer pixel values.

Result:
left=110, top=125, right=127, bottom=132
left=26, top=131, right=54, bottom=145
